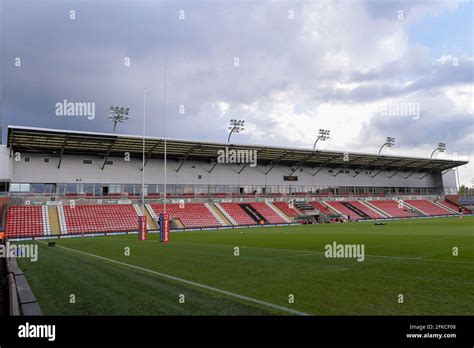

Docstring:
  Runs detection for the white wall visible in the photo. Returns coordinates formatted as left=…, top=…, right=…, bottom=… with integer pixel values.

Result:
left=441, top=169, right=458, bottom=194
left=10, top=153, right=441, bottom=188
left=0, top=145, right=12, bottom=181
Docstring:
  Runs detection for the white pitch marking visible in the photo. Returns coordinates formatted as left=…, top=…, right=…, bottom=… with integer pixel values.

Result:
left=59, top=238, right=474, bottom=265
left=169, top=241, right=474, bottom=264
left=41, top=242, right=309, bottom=316
left=369, top=235, right=459, bottom=249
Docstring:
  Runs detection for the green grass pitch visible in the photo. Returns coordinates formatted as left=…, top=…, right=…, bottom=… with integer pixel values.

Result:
left=16, top=216, right=473, bottom=315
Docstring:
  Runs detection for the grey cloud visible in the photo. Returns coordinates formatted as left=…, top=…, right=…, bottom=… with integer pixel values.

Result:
left=355, top=91, right=473, bottom=157
left=1, top=0, right=472, bottom=166
left=317, top=57, right=474, bottom=103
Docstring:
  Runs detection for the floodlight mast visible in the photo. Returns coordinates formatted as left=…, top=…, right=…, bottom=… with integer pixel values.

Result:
left=108, top=106, right=130, bottom=133
left=313, top=129, right=330, bottom=150
left=228, top=119, right=245, bottom=143
left=378, top=137, right=396, bottom=154
left=430, top=142, right=446, bottom=158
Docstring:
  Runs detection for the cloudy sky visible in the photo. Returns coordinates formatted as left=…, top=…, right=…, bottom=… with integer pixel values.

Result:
left=1, top=0, right=473, bottom=186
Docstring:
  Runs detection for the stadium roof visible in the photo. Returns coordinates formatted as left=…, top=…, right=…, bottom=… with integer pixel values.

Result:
left=7, top=125, right=468, bottom=172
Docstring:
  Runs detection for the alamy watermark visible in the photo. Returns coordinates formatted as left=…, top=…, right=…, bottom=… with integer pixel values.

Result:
left=380, top=101, right=420, bottom=120
left=55, top=99, right=95, bottom=120
left=217, top=147, right=257, bottom=167
left=0, top=241, right=38, bottom=262
left=324, top=241, right=365, bottom=262
left=18, top=322, right=55, bottom=341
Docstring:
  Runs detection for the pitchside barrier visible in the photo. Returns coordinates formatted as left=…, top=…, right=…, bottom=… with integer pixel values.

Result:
left=9, top=211, right=472, bottom=242
left=4, top=250, right=42, bottom=316
left=354, top=213, right=466, bottom=223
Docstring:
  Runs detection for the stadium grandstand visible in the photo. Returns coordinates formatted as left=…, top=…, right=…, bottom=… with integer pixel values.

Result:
left=0, top=125, right=470, bottom=240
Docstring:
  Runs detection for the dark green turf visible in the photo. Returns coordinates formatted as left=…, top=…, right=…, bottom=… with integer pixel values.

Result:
left=16, top=216, right=474, bottom=315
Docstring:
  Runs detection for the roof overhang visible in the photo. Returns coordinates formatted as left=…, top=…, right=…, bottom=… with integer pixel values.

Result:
left=7, top=125, right=468, bottom=172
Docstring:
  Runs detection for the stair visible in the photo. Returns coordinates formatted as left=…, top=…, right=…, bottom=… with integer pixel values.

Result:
left=273, top=204, right=292, bottom=221
left=145, top=204, right=159, bottom=220
left=294, top=201, right=314, bottom=212
left=433, top=201, right=458, bottom=214
left=173, top=218, right=185, bottom=229
left=48, top=206, right=61, bottom=235
left=360, top=200, right=389, bottom=217
left=206, top=203, right=229, bottom=226
left=341, top=202, right=370, bottom=219
left=42, top=206, right=51, bottom=236
left=298, top=201, right=330, bottom=222
left=139, top=205, right=158, bottom=230
left=214, top=203, right=237, bottom=225
left=401, top=201, right=427, bottom=216
left=133, top=204, right=156, bottom=229
left=363, top=201, right=391, bottom=218
left=322, top=201, right=345, bottom=218
left=239, top=203, right=267, bottom=223
left=57, top=205, right=68, bottom=234
left=266, top=202, right=290, bottom=222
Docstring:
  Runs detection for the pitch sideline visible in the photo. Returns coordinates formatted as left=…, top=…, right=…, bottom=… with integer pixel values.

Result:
left=38, top=241, right=310, bottom=316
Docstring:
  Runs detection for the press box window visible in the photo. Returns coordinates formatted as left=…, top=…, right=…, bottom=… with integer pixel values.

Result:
left=83, top=160, right=93, bottom=165
left=10, top=183, right=30, bottom=192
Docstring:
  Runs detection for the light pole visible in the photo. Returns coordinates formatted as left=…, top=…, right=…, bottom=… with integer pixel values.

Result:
left=430, top=142, right=446, bottom=158
left=228, top=119, right=245, bottom=143
left=378, top=137, right=395, bottom=154
left=313, top=129, right=330, bottom=150
left=108, top=106, right=130, bottom=133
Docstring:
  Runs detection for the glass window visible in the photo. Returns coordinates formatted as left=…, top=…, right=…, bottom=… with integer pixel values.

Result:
left=10, top=183, right=21, bottom=192
left=10, top=183, right=31, bottom=192
left=109, top=184, right=122, bottom=193
left=123, top=184, right=135, bottom=193
left=83, top=184, right=95, bottom=194
left=64, top=183, right=76, bottom=194
left=147, top=184, right=158, bottom=194
left=43, top=184, right=56, bottom=194
left=30, top=184, right=45, bottom=193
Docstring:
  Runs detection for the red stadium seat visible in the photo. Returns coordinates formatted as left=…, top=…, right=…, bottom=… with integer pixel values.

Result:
left=309, top=201, right=333, bottom=216
left=219, top=203, right=257, bottom=225
left=6, top=206, right=45, bottom=238
left=325, top=201, right=364, bottom=220
left=63, top=204, right=139, bottom=234
left=346, top=201, right=383, bottom=219
left=405, top=200, right=455, bottom=216
left=273, top=201, right=300, bottom=217
left=438, top=200, right=461, bottom=213
left=249, top=202, right=286, bottom=223
left=368, top=200, right=415, bottom=218
left=149, top=203, right=221, bottom=228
